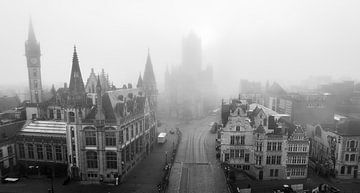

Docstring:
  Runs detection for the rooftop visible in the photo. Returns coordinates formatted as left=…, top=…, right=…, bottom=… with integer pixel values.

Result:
left=19, top=121, right=66, bottom=137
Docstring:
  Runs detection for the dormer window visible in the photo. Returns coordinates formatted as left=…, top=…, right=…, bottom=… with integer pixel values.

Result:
left=236, top=126, right=240, bottom=131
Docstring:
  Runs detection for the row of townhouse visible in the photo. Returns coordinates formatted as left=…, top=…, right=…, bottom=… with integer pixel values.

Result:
left=220, top=99, right=309, bottom=180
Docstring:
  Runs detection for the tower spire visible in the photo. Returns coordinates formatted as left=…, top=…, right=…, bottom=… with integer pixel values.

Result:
left=137, top=72, right=143, bottom=88
left=28, top=17, right=37, bottom=42
left=143, top=50, right=156, bottom=85
left=68, top=45, right=85, bottom=105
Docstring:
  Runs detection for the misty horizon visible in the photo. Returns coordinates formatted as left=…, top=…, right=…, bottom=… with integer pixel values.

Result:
left=1, top=0, right=360, bottom=97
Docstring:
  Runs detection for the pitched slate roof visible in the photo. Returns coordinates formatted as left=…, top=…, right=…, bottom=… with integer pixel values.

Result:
left=86, top=88, right=146, bottom=122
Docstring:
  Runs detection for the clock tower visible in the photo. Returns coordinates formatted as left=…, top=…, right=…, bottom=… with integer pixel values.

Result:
left=25, top=19, right=42, bottom=103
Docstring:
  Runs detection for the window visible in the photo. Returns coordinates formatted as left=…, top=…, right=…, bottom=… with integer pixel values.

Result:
left=263, top=118, right=267, bottom=126
left=240, top=136, right=245, bottom=145
left=236, top=126, right=240, bottom=131
left=272, top=142, right=277, bottom=151
left=119, top=130, right=124, bottom=144
left=340, top=166, right=345, bottom=174
left=55, top=146, right=62, bottom=161
left=230, top=136, right=235, bottom=145
left=256, top=156, right=262, bottom=165
left=302, top=145, right=307, bottom=152
left=106, top=152, right=117, bottom=169
left=33, top=69, right=37, bottom=77
left=105, top=132, right=116, bottom=146
left=347, top=166, right=352, bottom=174
left=70, top=127, right=75, bottom=138
left=49, top=109, right=54, bottom=119
left=230, top=149, right=235, bottom=158
left=277, top=142, right=282, bottom=151
left=140, top=121, right=143, bottom=132
left=345, top=154, right=349, bottom=161
left=34, top=80, right=38, bottom=89
left=131, top=125, right=134, bottom=138
left=288, top=144, right=293, bottom=152
left=85, top=131, right=96, bottom=146
left=36, top=144, right=43, bottom=160
left=46, top=145, right=52, bottom=160
left=350, top=154, right=356, bottom=161
left=275, top=169, right=279, bottom=177
left=243, top=165, right=250, bottom=170
left=267, top=142, right=271, bottom=151
left=69, top=112, right=75, bottom=122
left=240, top=150, right=244, bottom=158
left=245, top=153, right=249, bottom=163
left=135, top=123, right=138, bottom=135
left=276, top=156, right=281, bottom=165
left=256, top=142, right=262, bottom=151
left=86, top=151, right=98, bottom=168
left=19, top=144, right=25, bottom=158
left=271, top=156, right=276, bottom=164
left=27, top=143, right=34, bottom=159
left=235, top=136, right=240, bottom=145
left=56, top=109, right=61, bottom=119
left=270, top=169, right=274, bottom=177
left=225, top=153, right=229, bottom=161
left=125, top=127, right=129, bottom=141
left=7, top=146, right=12, bottom=155
left=0, top=149, right=2, bottom=158
left=266, top=156, right=270, bottom=164
left=235, top=149, right=240, bottom=158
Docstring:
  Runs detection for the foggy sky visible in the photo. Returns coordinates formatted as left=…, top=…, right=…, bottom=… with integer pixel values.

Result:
left=1, top=0, right=360, bottom=97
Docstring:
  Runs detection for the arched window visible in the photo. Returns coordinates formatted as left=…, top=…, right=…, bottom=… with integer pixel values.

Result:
left=86, top=151, right=98, bottom=168
left=340, top=166, right=345, bottom=174
left=106, top=152, right=117, bottom=169
left=69, top=112, right=75, bottom=122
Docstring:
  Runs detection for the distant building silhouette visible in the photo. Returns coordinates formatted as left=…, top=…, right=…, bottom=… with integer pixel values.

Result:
left=163, top=32, right=217, bottom=120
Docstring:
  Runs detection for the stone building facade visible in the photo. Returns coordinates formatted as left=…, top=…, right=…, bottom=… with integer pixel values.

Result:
left=220, top=99, right=309, bottom=180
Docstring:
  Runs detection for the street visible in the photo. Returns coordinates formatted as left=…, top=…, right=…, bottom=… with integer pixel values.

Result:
left=167, top=115, right=228, bottom=193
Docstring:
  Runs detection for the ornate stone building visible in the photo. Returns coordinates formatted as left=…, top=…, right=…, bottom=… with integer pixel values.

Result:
left=18, top=19, right=158, bottom=183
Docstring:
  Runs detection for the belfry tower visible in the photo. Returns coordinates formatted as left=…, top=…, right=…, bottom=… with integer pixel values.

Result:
left=25, top=19, right=42, bottom=103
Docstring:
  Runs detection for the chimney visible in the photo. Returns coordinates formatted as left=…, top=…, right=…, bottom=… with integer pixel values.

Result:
left=128, top=83, right=132, bottom=89
left=64, top=83, right=67, bottom=89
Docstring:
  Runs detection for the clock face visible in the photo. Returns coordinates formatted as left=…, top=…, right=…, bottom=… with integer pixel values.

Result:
left=30, top=58, right=38, bottom=64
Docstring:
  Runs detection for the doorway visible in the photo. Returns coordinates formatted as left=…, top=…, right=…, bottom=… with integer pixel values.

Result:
left=259, top=171, right=263, bottom=180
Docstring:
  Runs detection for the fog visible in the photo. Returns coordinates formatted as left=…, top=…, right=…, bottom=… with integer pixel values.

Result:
left=1, top=0, right=360, bottom=97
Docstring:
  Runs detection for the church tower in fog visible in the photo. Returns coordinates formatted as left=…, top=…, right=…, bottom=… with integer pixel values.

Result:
left=25, top=19, right=43, bottom=103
